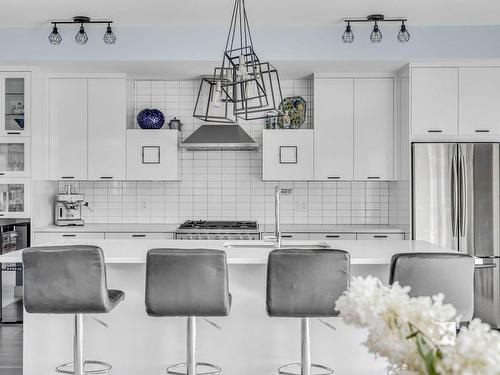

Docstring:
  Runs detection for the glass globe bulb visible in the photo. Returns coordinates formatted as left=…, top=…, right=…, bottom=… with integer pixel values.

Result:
left=370, top=23, right=382, bottom=43
left=75, top=25, right=88, bottom=45
left=48, top=26, right=62, bottom=45
left=211, top=81, right=222, bottom=108
left=398, top=23, right=410, bottom=43
left=342, top=24, right=354, bottom=43
left=103, top=25, right=116, bottom=44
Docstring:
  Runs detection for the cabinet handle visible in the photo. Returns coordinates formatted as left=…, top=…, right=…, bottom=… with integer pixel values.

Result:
left=6, top=132, right=21, bottom=135
left=367, top=176, right=380, bottom=179
left=427, top=130, right=442, bottom=133
left=373, top=235, right=388, bottom=238
left=62, top=234, right=76, bottom=237
left=0, top=173, right=5, bottom=176
left=61, top=176, right=75, bottom=179
left=281, top=235, right=293, bottom=238
left=326, top=235, right=340, bottom=238
left=132, top=234, right=146, bottom=238
left=100, top=176, right=113, bottom=179
left=0, top=214, right=4, bottom=217
left=327, top=176, right=340, bottom=180
left=475, top=129, right=490, bottom=133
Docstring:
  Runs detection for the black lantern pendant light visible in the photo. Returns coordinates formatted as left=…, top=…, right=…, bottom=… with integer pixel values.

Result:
left=343, top=14, right=410, bottom=44
left=48, top=16, right=116, bottom=45
left=193, top=0, right=283, bottom=123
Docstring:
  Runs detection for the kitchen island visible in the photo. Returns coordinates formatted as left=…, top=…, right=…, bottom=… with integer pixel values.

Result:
left=0, top=239, right=458, bottom=375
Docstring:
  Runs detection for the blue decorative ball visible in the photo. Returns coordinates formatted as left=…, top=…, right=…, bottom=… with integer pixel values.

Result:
left=137, top=109, right=165, bottom=129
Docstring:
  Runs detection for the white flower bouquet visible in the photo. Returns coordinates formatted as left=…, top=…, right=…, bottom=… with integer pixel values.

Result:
left=335, top=276, right=500, bottom=374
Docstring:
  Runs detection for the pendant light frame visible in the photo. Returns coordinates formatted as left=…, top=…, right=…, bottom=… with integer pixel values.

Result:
left=48, top=16, right=116, bottom=45
left=193, top=74, right=237, bottom=124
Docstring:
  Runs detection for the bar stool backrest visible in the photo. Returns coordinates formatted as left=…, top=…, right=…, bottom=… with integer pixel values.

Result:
left=266, top=248, right=350, bottom=318
left=145, top=248, right=231, bottom=317
left=22, top=245, right=111, bottom=314
left=389, top=252, right=475, bottom=322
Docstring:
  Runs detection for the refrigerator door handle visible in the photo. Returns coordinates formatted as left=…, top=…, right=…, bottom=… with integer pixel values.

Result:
left=451, top=155, right=459, bottom=237
left=459, top=154, right=467, bottom=236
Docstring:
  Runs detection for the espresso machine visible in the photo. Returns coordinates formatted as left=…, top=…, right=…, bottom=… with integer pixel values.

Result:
left=55, top=185, right=85, bottom=226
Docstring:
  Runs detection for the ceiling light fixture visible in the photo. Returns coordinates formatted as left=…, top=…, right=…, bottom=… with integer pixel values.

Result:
left=343, top=14, right=409, bottom=44
left=48, top=16, right=116, bottom=45
left=193, top=0, right=284, bottom=123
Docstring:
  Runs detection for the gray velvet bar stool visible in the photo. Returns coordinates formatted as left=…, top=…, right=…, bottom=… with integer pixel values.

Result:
left=389, top=252, right=475, bottom=322
left=266, top=248, right=350, bottom=375
left=145, top=248, right=231, bottom=375
left=22, top=245, right=125, bottom=375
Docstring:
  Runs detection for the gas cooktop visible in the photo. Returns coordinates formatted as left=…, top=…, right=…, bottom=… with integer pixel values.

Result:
left=175, top=220, right=260, bottom=240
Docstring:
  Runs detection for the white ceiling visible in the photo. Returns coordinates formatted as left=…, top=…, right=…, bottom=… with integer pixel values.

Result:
left=2, top=0, right=500, bottom=28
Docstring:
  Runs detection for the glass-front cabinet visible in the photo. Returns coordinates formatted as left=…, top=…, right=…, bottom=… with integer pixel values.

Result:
left=0, top=72, right=30, bottom=136
left=0, top=178, right=30, bottom=218
left=0, top=137, right=30, bottom=177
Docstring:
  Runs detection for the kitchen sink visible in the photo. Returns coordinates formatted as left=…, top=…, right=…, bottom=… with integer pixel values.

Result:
left=223, top=241, right=331, bottom=249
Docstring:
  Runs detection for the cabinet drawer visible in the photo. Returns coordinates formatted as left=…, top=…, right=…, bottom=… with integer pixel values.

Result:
left=280, top=233, right=310, bottom=240
left=356, top=233, right=404, bottom=240
left=34, top=232, right=105, bottom=245
left=309, top=233, right=356, bottom=240
left=104, top=232, right=173, bottom=240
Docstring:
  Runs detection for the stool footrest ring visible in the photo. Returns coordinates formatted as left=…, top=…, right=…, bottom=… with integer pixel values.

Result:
left=56, top=360, right=112, bottom=374
left=167, top=361, right=222, bottom=375
left=278, top=362, right=333, bottom=375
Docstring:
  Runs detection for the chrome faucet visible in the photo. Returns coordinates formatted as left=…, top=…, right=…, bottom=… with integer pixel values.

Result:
left=274, top=185, right=281, bottom=248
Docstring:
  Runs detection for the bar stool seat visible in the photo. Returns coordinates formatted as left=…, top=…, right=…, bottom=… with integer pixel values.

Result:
left=267, top=248, right=350, bottom=375
left=22, top=245, right=125, bottom=375
left=145, top=248, right=231, bottom=375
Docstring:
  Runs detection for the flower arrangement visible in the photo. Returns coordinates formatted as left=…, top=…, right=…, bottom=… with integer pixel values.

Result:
left=335, top=276, right=500, bottom=374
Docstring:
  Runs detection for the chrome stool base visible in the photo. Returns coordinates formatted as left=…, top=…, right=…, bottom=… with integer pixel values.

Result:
left=278, top=363, right=333, bottom=375
left=56, top=360, right=112, bottom=375
left=167, top=362, right=222, bottom=375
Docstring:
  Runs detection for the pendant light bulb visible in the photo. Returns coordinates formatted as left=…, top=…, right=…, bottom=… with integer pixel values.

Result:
left=103, top=23, right=116, bottom=44
left=397, top=21, right=410, bottom=43
left=212, top=81, right=222, bottom=108
left=370, top=22, right=382, bottom=43
left=48, top=24, right=62, bottom=45
left=342, top=22, right=354, bottom=43
left=237, top=54, right=248, bottom=81
left=75, top=23, right=88, bottom=45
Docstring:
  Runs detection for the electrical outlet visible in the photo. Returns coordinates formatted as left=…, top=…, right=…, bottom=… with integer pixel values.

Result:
left=295, top=199, right=307, bottom=212
left=281, top=188, right=293, bottom=196
left=140, top=200, right=148, bottom=209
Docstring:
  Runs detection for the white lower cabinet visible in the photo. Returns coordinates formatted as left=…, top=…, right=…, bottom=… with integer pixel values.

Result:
left=262, top=129, right=314, bottom=180
left=34, top=232, right=105, bottom=245
left=126, top=129, right=178, bottom=180
left=309, top=233, right=357, bottom=240
left=356, top=233, right=405, bottom=240
left=104, top=232, right=174, bottom=240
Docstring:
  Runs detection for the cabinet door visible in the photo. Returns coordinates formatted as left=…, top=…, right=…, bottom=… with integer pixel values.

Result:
left=356, top=233, right=405, bottom=240
left=309, top=233, right=357, bottom=240
left=354, top=78, right=394, bottom=180
left=459, top=67, right=500, bottom=135
left=0, top=137, right=30, bottom=177
left=34, top=232, right=105, bottom=245
left=314, top=78, right=354, bottom=180
left=49, top=79, right=87, bottom=180
left=104, top=232, right=174, bottom=239
left=88, top=79, right=126, bottom=180
left=126, top=129, right=178, bottom=180
left=0, top=178, right=30, bottom=218
left=0, top=72, right=30, bottom=136
left=262, top=129, right=313, bottom=180
left=411, top=68, right=458, bottom=135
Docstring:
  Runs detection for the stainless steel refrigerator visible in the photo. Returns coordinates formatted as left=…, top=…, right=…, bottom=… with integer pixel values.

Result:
left=412, top=143, right=500, bottom=328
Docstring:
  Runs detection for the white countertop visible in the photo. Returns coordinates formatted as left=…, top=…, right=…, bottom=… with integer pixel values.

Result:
left=0, top=239, right=456, bottom=265
left=34, top=223, right=405, bottom=234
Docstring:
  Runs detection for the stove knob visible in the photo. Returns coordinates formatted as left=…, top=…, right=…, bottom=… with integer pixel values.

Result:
left=235, top=236, right=241, bottom=240
left=223, top=235, right=229, bottom=240
left=185, top=235, right=191, bottom=240
left=243, top=236, right=249, bottom=240
left=194, top=235, right=199, bottom=240
left=202, top=235, right=209, bottom=240
left=215, top=235, right=220, bottom=240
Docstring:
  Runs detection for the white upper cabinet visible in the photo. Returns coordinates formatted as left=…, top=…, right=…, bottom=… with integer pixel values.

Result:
left=459, top=67, right=500, bottom=135
left=411, top=67, right=458, bottom=135
left=49, top=79, right=88, bottom=180
left=88, top=79, right=126, bottom=180
left=0, top=72, right=30, bottom=137
left=262, top=129, right=313, bottom=180
left=126, top=129, right=178, bottom=180
left=313, top=78, right=354, bottom=180
left=354, top=78, right=394, bottom=180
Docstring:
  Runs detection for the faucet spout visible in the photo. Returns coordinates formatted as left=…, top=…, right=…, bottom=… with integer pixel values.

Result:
left=274, top=185, right=281, bottom=248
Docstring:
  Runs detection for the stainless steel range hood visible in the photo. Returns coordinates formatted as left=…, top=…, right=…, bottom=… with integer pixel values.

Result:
left=180, top=124, right=258, bottom=151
